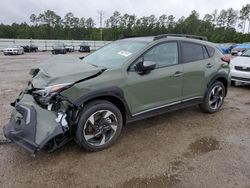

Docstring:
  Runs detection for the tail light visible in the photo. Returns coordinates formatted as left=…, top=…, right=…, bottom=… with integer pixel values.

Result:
left=221, top=56, right=231, bottom=64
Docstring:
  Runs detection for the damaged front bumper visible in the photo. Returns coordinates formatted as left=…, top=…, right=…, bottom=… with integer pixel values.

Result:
left=3, top=94, right=64, bottom=154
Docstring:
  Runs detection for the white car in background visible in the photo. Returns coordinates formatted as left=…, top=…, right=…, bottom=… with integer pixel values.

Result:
left=230, top=49, right=250, bottom=85
left=3, top=45, right=24, bottom=55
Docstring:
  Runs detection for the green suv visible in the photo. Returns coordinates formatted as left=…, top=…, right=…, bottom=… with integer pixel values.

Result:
left=3, top=34, right=230, bottom=154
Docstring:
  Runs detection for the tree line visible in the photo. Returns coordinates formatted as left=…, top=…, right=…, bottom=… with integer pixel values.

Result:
left=0, top=4, right=250, bottom=43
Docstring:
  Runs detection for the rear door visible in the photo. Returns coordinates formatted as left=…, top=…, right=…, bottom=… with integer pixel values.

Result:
left=180, top=41, right=212, bottom=100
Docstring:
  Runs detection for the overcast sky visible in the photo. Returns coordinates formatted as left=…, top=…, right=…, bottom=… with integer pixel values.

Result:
left=0, top=0, right=249, bottom=26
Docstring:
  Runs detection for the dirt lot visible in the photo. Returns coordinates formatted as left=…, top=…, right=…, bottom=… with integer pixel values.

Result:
left=0, top=52, right=250, bottom=188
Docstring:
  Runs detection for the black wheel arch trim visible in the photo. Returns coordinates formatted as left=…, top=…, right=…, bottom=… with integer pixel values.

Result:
left=206, top=73, right=229, bottom=96
left=72, top=86, right=132, bottom=122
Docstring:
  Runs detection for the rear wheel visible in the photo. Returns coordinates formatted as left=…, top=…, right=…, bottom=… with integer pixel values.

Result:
left=199, top=81, right=225, bottom=113
left=75, top=100, right=123, bottom=151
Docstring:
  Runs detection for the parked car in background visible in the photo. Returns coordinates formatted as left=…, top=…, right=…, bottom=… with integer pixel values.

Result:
left=3, top=34, right=230, bottom=154
left=21, top=45, right=38, bottom=52
left=3, top=45, right=24, bottom=55
left=230, top=49, right=250, bottom=85
left=231, top=43, right=250, bottom=56
left=79, top=42, right=90, bottom=52
left=52, top=42, right=66, bottom=54
left=217, top=43, right=237, bottom=54
left=65, top=45, right=75, bottom=52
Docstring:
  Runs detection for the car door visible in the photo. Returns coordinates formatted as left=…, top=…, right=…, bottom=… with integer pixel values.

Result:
left=180, top=41, right=211, bottom=100
left=124, top=42, right=183, bottom=114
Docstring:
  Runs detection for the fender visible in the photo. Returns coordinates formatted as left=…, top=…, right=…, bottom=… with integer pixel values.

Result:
left=73, top=86, right=132, bottom=120
left=205, top=72, right=229, bottom=96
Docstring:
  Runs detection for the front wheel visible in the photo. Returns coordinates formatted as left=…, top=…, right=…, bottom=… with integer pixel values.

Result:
left=75, top=100, right=123, bottom=151
left=199, top=81, right=226, bottom=113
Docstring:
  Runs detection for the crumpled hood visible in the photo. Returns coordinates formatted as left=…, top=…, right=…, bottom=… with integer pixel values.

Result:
left=231, top=56, right=250, bottom=67
left=30, top=55, right=104, bottom=88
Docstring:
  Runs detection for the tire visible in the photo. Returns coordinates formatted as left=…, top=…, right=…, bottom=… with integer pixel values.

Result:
left=75, top=100, right=123, bottom=151
left=199, top=81, right=226, bottom=113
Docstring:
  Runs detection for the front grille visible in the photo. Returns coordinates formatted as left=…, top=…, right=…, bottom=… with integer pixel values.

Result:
left=231, top=76, right=250, bottom=82
left=235, top=66, right=250, bottom=72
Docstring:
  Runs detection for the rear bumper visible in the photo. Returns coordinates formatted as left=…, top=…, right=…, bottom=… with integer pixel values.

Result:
left=3, top=94, right=64, bottom=154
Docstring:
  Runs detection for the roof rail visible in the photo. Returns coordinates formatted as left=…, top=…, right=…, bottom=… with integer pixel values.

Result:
left=119, top=35, right=152, bottom=39
left=154, top=34, right=208, bottom=41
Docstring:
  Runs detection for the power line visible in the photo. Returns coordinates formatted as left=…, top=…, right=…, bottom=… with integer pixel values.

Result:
left=97, top=10, right=104, bottom=41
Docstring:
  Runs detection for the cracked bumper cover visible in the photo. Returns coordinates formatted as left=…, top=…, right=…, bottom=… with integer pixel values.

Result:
left=3, top=94, right=64, bottom=154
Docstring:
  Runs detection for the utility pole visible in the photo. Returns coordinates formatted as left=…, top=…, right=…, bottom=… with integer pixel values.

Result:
left=98, top=10, right=104, bottom=41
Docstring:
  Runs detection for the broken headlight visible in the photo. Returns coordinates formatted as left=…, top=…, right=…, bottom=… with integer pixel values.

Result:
left=33, top=83, right=72, bottom=97
left=32, top=83, right=72, bottom=106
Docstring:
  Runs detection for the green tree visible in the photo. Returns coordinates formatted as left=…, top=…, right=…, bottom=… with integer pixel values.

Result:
left=225, top=8, right=238, bottom=28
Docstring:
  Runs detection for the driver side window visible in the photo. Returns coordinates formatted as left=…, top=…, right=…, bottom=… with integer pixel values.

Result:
left=144, top=42, right=178, bottom=68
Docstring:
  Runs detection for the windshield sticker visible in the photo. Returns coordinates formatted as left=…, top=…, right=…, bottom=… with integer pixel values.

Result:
left=118, top=50, right=132, bottom=57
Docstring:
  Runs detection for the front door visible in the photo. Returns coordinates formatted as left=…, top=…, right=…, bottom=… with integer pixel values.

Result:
left=124, top=42, right=183, bottom=114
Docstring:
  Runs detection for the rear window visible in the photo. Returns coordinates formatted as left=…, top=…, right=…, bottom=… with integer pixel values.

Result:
left=203, top=46, right=209, bottom=59
left=206, top=46, right=215, bottom=57
left=181, top=42, right=204, bottom=63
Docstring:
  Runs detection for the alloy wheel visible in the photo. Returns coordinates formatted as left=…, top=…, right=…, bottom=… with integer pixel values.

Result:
left=83, top=110, right=118, bottom=146
left=209, top=85, right=224, bottom=110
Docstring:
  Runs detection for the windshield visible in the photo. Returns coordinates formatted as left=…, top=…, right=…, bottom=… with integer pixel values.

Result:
left=83, top=41, right=148, bottom=68
left=242, top=50, right=250, bottom=57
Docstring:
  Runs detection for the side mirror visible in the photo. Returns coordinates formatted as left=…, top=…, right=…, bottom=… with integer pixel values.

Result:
left=135, top=60, right=156, bottom=74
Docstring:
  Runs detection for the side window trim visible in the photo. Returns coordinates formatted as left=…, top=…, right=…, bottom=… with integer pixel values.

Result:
left=128, top=40, right=180, bottom=71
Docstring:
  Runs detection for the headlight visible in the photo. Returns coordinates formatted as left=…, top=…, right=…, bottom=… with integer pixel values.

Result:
left=33, top=83, right=72, bottom=97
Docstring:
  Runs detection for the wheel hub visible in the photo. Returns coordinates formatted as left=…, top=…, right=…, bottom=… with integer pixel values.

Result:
left=83, top=110, right=118, bottom=146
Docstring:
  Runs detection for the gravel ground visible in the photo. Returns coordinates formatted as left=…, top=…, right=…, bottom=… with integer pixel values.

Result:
left=0, top=52, right=250, bottom=188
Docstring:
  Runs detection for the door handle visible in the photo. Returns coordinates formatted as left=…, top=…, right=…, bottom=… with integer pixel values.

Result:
left=173, top=71, right=183, bottom=77
left=206, top=63, right=213, bottom=68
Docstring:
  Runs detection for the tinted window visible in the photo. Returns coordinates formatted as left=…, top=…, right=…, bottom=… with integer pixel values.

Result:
left=203, top=46, right=209, bottom=59
left=143, top=42, right=178, bottom=68
left=181, top=42, right=204, bottom=63
left=206, top=46, right=215, bottom=57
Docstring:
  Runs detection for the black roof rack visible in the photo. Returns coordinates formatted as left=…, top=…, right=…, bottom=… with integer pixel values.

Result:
left=154, top=34, right=208, bottom=41
left=119, top=35, right=153, bottom=39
